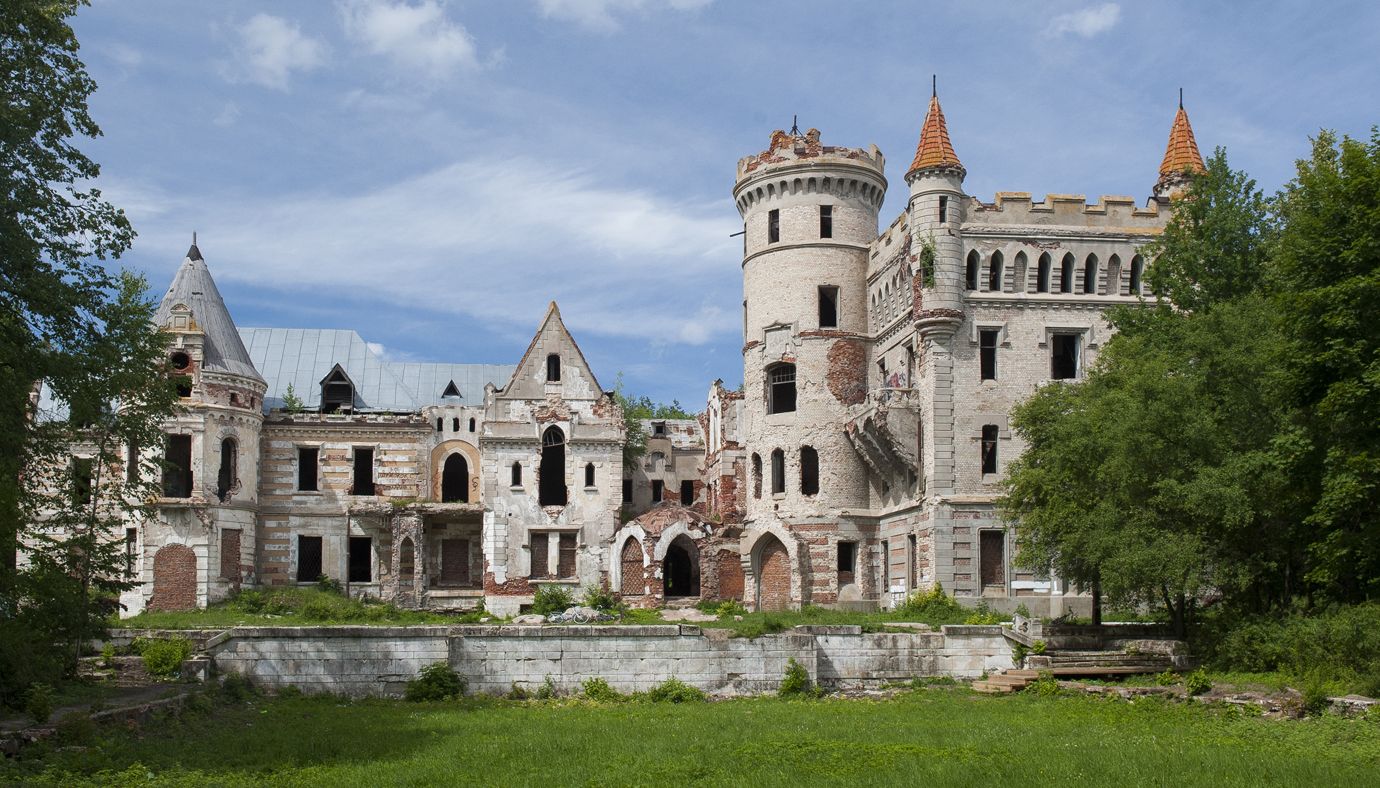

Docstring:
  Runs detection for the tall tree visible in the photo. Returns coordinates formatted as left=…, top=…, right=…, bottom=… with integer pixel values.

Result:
left=1, top=0, right=134, bottom=588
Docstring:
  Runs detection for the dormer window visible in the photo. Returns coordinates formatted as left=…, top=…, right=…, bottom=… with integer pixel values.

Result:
left=546, top=354, right=561, bottom=383
left=441, top=380, right=461, bottom=398
left=652, top=422, right=666, bottom=437
left=320, top=365, right=355, bottom=413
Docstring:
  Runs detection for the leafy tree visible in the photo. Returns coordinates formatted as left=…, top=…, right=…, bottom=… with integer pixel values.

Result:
left=612, top=372, right=697, bottom=470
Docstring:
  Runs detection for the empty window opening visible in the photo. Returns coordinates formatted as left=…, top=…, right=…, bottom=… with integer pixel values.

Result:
left=938, top=195, right=948, bottom=223
left=296, top=535, right=323, bottom=583
left=585, top=463, right=596, bottom=488
left=452, top=417, right=460, bottom=432
left=768, top=208, right=780, bottom=243
left=1130, top=255, right=1144, bottom=294
left=1083, top=254, right=1098, bottom=294
left=126, top=440, right=139, bottom=484
left=321, top=365, right=354, bottom=413
left=170, top=351, right=190, bottom=371
left=881, top=539, right=890, bottom=592
left=441, top=453, right=469, bottom=503
left=981, top=424, right=999, bottom=475
left=663, top=536, right=700, bottom=598
left=348, top=536, right=372, bottom=583
left=980, top=530, right=1006, bottom=587
left=511, top=461, right=522, bottom=487
left=766, top=363, right=796, bottom=414
left=175, top=377, right=192, bottom=398
left=436, top=417, right=443, bottom=433
left=125, top=528, right=138, bottom=578
left=751, top=453, right=763, bottom=499
left=1051, top=335, right=1080, bottom=380
left=988, top=251, right=1003, bottom=292
left=907, top=534, right=917, bottom=590
left=652, top=422, right=666, bottom=437
left=652, top=479, right=664, bottom=504
left=771, top=448, right=785, bottom=495
left=819, top=204, right=833, bottom=238
left=217, top=437, right=237, bottom=502
left=441, top=380, right=461, bottom=398
left=800, top=445, right=819, bottom=496
left=530, top=532, right=549, bottom=578
left=979, top=329, right=999, bottom=381
left=1060, top=253, right=1075, bottom=294
left=965, top=250, right=979, bottom=291
left=539, top=426, right=567, bottom=506
left=163, top=434, right=193, bottom=498
left=558, top=533, right=577, bottom=578
left=468, top=417, right=476, bottom=432
left=680, top=479, right=694, bottom=505
left=1037, top=253, right=1052, bottom=293
left=72, top=457, right=93, bottom=505
left=818, top=286, right=838, bottom=329
left=837, top=541, right=857, bottom=587
left=622, top=478, right=632, bottom=502
left=353, top=447, right=376, bottom=496
left=297, top=446, right=319, bottom=492
left=546, top=354, right=561, bottom=382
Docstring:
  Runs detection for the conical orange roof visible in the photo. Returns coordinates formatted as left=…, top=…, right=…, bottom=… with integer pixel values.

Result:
left=907, top=95, right=962, bottom=175
left=1159, top=106, right=1204, bottom=176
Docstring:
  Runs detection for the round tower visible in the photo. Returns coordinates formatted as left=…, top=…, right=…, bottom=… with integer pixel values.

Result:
left=733, top=127, right=886, bottom=524
left=905, top=90, right=967, bottom=339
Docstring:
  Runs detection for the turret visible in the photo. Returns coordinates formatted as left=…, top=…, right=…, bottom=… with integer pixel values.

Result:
left=905, top=86, right=967, bottom=339
left=1153, top=93, right=1205, bottom=200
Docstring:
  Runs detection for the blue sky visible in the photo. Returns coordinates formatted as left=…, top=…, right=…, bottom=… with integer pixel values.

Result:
left=73, top=0, right=1380, bottom=406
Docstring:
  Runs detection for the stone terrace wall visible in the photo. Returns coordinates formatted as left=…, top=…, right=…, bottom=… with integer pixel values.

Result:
left=207, top=625, right=1012, bottom=697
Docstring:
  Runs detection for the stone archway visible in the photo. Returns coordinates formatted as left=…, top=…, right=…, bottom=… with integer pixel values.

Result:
left=619, top=538, right=644, bottom=596
left=441, top=453, right=469, bottom=503
left=754, top=534, right=791, bottom=612
left=663, top=535, right=700, bottom=598
left=149, top=543, right=197, bottom=611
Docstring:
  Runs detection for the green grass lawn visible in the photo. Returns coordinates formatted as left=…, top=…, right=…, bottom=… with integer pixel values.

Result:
left=8, top=688, right=1378, bottom=786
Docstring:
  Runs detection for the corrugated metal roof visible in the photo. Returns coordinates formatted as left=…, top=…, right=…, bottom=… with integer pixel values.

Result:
left=239, top=327, right=513, bottom=412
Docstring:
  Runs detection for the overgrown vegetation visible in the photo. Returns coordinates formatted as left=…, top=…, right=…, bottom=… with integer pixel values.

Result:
left=613, top=373, right=698, bottom=470
left=529, top=585, right=574, bottom=616
left=645, top=677, right=706, bottom=703
left=404, top=663, right=467, bottom=702
left=1199, top=602, right=1380, bottom=696
left=135, top=637, right=193, bottom=678
left=120, top=587, right=475, bottom=628
left=778, top=657, right=819, bottom=698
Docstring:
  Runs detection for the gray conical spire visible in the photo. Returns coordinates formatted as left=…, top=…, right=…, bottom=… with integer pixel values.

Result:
left=153, top=244, right=264, bottom=382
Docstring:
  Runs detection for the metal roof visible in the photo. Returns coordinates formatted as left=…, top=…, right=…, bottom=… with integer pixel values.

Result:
left=153, top=246, right=264, bottom=382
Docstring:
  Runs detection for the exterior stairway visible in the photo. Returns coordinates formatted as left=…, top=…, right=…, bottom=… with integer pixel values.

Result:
left=973, top=651, right=1176, bottom=694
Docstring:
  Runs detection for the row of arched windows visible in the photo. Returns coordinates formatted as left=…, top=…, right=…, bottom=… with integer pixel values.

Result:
left=750, top=446, right=820, bottom=499
left=964, top=250, right=1145, bottom=296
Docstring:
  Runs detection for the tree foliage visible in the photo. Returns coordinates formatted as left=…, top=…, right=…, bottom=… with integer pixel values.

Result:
left=612, top=372, right=697, bottom=470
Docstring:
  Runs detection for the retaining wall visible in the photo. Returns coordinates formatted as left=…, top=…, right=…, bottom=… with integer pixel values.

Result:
left=204, top=624, right=1012, bottom=697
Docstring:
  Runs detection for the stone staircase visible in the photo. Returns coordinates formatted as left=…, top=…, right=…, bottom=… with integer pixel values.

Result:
left=973, top=651, right=1176, bottom=694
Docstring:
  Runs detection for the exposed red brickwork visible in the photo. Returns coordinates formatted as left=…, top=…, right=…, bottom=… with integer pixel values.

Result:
left=220, top=529, right=240, bottom=588
left=826, top=339, right=868, bottom=405
left=483, top=572, right=535, bottom=597
left=756, top=536, right=791, bottom=611
left=149, top=543, right=197, bottom=611
left=717, top=549, right=744, bottom=600
left=620, top=539, right=644, bottom=596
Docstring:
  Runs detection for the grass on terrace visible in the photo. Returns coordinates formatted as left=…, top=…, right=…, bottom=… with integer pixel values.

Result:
left=7, top=686, right=1379, bottom=786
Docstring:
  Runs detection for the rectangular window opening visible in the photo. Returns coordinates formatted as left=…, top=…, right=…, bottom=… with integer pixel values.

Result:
left=296, top=535, right=323, bottom=582
left=531, top=532, right=549, bottom=578
left=819, top=204, right=833, bottom=239
left=768, top=208, right=780, bottom=243
left=980, top=531, right=1006, bottom=587
left=651, top=479, right=664, bottom=504
left=125, top=528, right=138, bottom=578
left=348, top=536, right=372, bottom=583
left=981, top=424, right=999, bottom=475
left=680, top=479, right=694, bottom=505
left=979, top=329, right=999, bottom=381
left=622, top=478, right=632, bottom=503
left=818, top=286, right=838, bottom=329
left=297, top=447, right=319, bottom=492
left=1051, top=334, right=1080, bottom=380
left=163, top=434, right=193, bottom=498
left=353, top=447, right=375, bottom=496
left=558, top=533, right=577, bottom=578
left=938, top=195, right=948, bottom=223
left=837, top=541, right=857, bottom=587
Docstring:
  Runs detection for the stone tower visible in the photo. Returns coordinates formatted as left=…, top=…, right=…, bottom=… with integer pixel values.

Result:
left=732, top=126, right=886, bottom=608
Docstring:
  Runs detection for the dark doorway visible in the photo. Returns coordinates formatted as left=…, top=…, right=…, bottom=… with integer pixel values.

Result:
left=441, top=453, right=469, bottom=502
left=348, top=536, right=372, bottom=582
left=297, top=535, right=323, bottom=582
left=163, top=434, right=192, bottom=498
left=663, top=536, right=700, bottom=598
left=440, top=538, right=471, bottom=586
left=539, top=426, right=567, bottom=506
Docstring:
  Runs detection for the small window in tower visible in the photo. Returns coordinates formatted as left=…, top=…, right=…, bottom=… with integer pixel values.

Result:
left=468, top=417, right=476, bottom=432
left=170, top=351, right=190, bottom=371
left=353, top=447, right=376, bottom=496
left=768, top=209, right=780, bottom=243
left=217, top=437, right=237, bottom=502
left=1060, top=254, right=1076, bottom=294
left=766, top=363, right=796, bottom=414
left=546, top=354, right=561, bottom=382
left=1051, top=334, right=1080, bottom=380
left=938, top=195, right=948, bottom=223
left=1083, top=254, right=1099, bottom=294
left=680, top=479, right=694, bottom=505
left=965, top=250, right=980, bottom=291
left=126, top=439, right=139, bottom=484
left=511, top=461, right=522, bottom=487
left=452, top=417, right=459, bottom=432
left=441, top=380, right=461, bottom=398
left=164, top=434, right=193, bottom=498
left=770, top=449, right=785, bottom=495
left=979, top=329, right=999, bottom=381
left=981, top=425, right=999, bottom=475
left=818, top=286, right=838, bottom=329
left=585, top=463, right=595, bottom=488
left=1130, top=255, right=1145, bottom=295
left=297, top=447, right=318, bottom=492
left=988, top=251, right=1003, bottom=292
left=751, top=453, right=762, bottom=499
left=652, top=480, right=664, bottom=504
left=1037, top=253, right=1052, bottom=293
left=819, top=205, right=833, bottom=239
left=436, top=417, right=443, bottom=433
left=652, top=422, right=666, bottom=437
left=800, top=445, right=819, bottom=496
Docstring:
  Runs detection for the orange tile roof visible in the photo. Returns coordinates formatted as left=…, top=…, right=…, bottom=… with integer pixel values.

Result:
left=1159, top=106, right=1205, bottom=176
left=907, top=95, right=962, bottom=175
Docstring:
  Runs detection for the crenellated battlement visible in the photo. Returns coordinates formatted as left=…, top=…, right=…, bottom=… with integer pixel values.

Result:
left=736, top=127, right=885, bottom=182
left=964, top=192, right=1167, bottom=232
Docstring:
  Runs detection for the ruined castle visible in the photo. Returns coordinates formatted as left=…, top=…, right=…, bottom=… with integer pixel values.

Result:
left=69, top=93, right=1205, bottom=618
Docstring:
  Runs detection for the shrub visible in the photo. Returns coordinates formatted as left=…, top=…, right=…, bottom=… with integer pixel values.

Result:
left=895, top=584, right=965, bottom=624
left=1031, top=640, right=1047, bottom=655
left=220, top=672, right=256, bottom=702
left=1011, top=643, right=1028, bottom=667
left=778, top=657, right=814, bottom=697
left=581, top=677, right=623, bottom=703
left=963, top=601, right=1003, bottom=625
left=1014, top=603, right=1032, bottom=619
left=647, top=677, right=706, bottom=703
left=1027, top=671, right=1062, bottom=697
left=715, top=600, right=748, bottom=618
left=536, top=675, right=558, bottom=700
left=1301, top=678, right=1332, bottom=717
left=100, top=643, right=116, bottom=668
left=54, top=712, right=95, bottom=745
left=25, top=682, right=54, bottom=724
left=530, top=585, right=574, bottom=616
left=1185, top=670, right=1212, bottom=697
left=1155, top=670, right=1180, bottom=687
left=141, top=638, right=194, bottom=678
left=1204, top=603, right=1380, bottom=694
left=316, top=575, right=342, bottom=594
left=581, top=584, right=620, bottom=613
left=405, top=662, right=466, bottom=702
left=506, top=682, right=531, bottom=700
left=277, top=684, right=302, bottom=699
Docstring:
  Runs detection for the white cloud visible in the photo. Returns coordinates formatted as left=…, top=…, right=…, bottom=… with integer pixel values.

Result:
left=115, top=157, right=739, bottom=345
left=225, top=14, right=327, bottom=90
left=1047, top=3, right=1121, bottom=38
left=339, top=1, right=480, bottom=78
left=535, top=0, right=713, bottom=33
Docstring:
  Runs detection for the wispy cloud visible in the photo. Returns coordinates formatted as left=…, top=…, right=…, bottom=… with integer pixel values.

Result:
left=534, top=0, right=712, bottom=33
left=339, top=0, right=482, bottom=79
left=1047, top=3, right=1121, bottom=38
left=224, top=13, right=328, bottom=90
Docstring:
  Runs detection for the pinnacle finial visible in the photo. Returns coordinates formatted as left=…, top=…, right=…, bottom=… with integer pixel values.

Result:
left=932, top=74, right=936, bottom=98
left=1179, top=87, right=1183, bottom=109
left=193, top=230, right=197, bottom=245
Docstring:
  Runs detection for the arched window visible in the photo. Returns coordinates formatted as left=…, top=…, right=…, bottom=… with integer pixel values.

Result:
left=452, top=417, right=460, bottom=432
left=511, top=461, right=522, bottom=487
left=988, top=251, right=1003, bottom=293
left=1060, top=253, right=1075, bottom=294
left=766, top=363, right=796, bottom=414
left=965, top=250, right=980, bottom=291
left=1130, top=255, right=1145, bottom=295
left=539, top=426, right=567, bottom=506
left=751, top=453, right=762, bottom=499
left=584, top=462, right=595, bottom=488
left=217, top=437, right=237, bottom=502
left=1106, top=255, right=1122, bottom=295
left=546, top=354, right=561, bottom=382
left=441, top=453, right=469, bottom=503
left=468, top=417, right=476, bottom=432
left=800, top=446, right=819, bottom=496
left=770, top=448, right=785, bottom=495
left=1014, top=251, right=1028, bottom=293
left=1037, top=253, right=1052, bottom=293
left=1083, top=254, right=1098, bottom=294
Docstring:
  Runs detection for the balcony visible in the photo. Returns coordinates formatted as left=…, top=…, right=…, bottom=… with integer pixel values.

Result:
left=844, top=388, right=921, bottom=486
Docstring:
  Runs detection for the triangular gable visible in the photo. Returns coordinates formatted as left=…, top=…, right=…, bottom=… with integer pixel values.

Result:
left=441, top=380, right=462, bottom=398
left=498, top=301, right=604, bottom=397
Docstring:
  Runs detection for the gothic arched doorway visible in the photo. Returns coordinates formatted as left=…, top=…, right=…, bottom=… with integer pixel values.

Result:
left=620, top=538, right=644, bottom=596
left=754, top=534, right=790, bottom=612
left=663, top=535, right=700, bottom=598
left=539, top=426, right=567, bottom=506
left=441, top=453, right=469, bottom=503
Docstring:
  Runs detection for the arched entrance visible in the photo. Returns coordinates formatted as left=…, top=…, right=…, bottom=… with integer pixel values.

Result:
left=754, top=535, right=790, bottom=612
left=539, top=426, right=567, bottom=506
left=663, top=535, right=700, bottom=598
left=441, top=453, right=469, bottom=503
left=620, top=538, right=644, bottom=596
left=149, top=544, right=197, bottom=611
